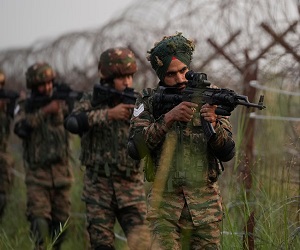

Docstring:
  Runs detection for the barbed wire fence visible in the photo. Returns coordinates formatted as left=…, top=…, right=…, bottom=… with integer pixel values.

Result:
left=0, top=0, right=299, bottom=91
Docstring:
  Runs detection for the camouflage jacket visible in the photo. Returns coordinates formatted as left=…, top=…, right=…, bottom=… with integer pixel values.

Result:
left=71, top=92, right=139, bottom=173
left=129, top=85, right=235, bottom=225
left=14, top=98, right=71, bottom=165
left=0, top=110, right=11, bottom=152
left=129, top=85, right=235, bottom=182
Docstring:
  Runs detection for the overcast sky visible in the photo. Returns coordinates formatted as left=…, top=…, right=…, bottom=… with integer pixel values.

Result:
left=0, top=0, right=135, bottom=50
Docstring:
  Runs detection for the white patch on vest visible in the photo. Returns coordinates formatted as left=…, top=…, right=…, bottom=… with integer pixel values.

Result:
left=133, top=104, right=144, bottom=117
left=14, top=104, right=20, bottom=115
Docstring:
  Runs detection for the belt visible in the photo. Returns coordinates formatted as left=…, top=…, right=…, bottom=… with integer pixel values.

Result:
left=86, top=163, right=132, bottom=183
left=166, top=170, right=206, bottom=191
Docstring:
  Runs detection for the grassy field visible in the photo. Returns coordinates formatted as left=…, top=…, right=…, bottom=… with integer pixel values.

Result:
left=0, top=89, right=299, bottom=249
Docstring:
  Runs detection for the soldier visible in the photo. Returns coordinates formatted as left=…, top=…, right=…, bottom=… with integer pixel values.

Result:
left=14, top=62, right=73, bottom=250
left=0, top=69, right=15, bottom=221
left=64, top=48, right=150, bottom=250
left=127, top=33, right=236, bottom=249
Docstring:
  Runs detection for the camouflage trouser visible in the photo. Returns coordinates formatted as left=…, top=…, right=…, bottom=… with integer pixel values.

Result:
left=26, top=183, right=71, bottom=249
left=0, top=152, right=14, bottom=220
left=148, top=202, right=221, bottom=250
left=83, top=170, right=150, bottom=250
left=26, top=183, right=71, bottom=222
left=86, top=203, right=150, bottom=250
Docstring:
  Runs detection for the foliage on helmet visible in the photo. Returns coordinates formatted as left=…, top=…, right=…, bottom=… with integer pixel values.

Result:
left=26, top=62, right=55, bottom=89
left=98, top=47, right=137, bottom=80
left=0, top=69, right=5, bottom=86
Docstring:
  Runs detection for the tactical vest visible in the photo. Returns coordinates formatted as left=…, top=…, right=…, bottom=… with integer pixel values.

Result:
left=143, top=87, right=221, bottom=185
left=23, top=111, right=69, bottom=166
left=80, top=109, right=138, bottom=173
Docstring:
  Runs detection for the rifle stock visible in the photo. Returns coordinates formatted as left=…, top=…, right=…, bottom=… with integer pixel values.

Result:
left=91, top=83, right=138, bottom=107
left=25, top=83, right=83, bottom=113
left=64, top=84, right=138, bottom=135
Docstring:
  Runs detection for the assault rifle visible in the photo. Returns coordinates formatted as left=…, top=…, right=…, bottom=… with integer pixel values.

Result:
left=25, top=82, right=83, bottom=113
left=0, top=88, right=20, bottom=118
left=153, top=70, right=266, bottom=140
left=64, top=84, right=138, bottom=134
left=91, top=83, right=138, bottom=107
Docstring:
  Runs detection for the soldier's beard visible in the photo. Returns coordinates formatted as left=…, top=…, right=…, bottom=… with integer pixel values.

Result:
left=174, top=81, right=187, bottom=91
left=161, top=81, right=187, bottom=90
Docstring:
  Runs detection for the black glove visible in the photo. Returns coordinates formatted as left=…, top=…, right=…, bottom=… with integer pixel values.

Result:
left=14, top=120, right=33, bottom=139
left=64, top=112, right=89, bottom=134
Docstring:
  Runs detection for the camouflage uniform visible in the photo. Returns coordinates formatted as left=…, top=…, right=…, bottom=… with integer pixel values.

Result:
left=128, top=34, right=235, bottom=250
left=14, top=63, right=73, bottom=250
left=0, top=70, right=14, bottom=220
left=66, top=48, right=150, bottom=250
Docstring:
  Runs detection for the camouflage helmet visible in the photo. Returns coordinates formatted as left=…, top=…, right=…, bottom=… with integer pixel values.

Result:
left=26, top=62, right=55, bottom=89
left=98, top=47, right=137, bottom=80
left=0, top=69, right=5, bottom=86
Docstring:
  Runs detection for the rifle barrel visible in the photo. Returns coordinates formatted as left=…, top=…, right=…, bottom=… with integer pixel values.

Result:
left=235, top=100, right=266, bottom=110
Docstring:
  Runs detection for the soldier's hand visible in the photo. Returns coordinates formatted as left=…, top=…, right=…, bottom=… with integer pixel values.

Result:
left=107, top=103, right=135, bottom=120
left=42, top=100, right=63, bottom=114
left=200, top=103, right=217, bottom=127
left=164, top=101, right=198, bottom=127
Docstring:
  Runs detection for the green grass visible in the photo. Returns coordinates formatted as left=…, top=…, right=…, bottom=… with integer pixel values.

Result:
left=219, top=88, right=300, bottom=249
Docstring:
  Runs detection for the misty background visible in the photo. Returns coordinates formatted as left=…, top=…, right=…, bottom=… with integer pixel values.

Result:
left=0, top=0, right=135, bottom=50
